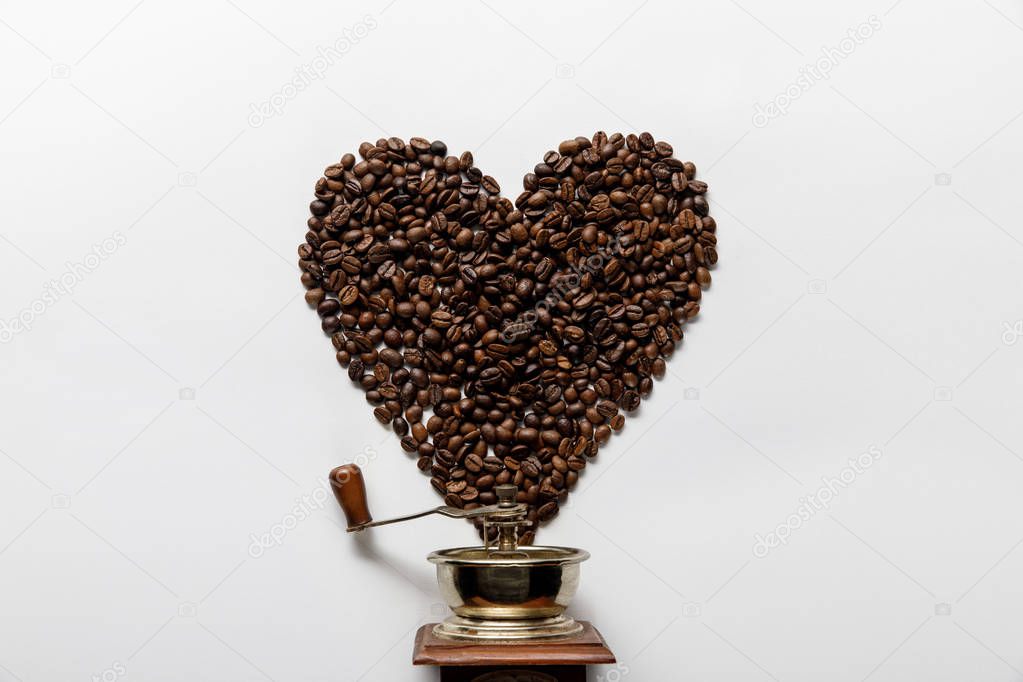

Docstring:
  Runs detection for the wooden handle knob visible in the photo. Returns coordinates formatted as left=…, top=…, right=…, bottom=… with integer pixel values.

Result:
left=329, top=464, right=372, bottom=530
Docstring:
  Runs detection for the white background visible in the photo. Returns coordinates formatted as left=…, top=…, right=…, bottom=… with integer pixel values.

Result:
left=1, top=0, right=1022, bottom=680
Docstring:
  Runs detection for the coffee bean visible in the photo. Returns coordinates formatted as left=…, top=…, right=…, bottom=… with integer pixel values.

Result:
left=338, top=285, right=359, bottom=307
left=537, top=501, right=559, bottom=521
left=520, top=456, right=541, bottom=478
left=347, top=358, right=364, bottom=381
left=596, top=400, right=618, bottom=419
left=305, top=286, right=325, bottom=306
left=465, top=453, right=483, bottom=473
left=481, top=176, right=500, bottom=194
left=301, top=134, right=716, bottom=540
left=621, top=390, right=641, bottom=411
left=696, top=267, right=712, bottom=287
left=516, top=428, right=539, bottom=445
left=379, top=348, right=402, bottom=368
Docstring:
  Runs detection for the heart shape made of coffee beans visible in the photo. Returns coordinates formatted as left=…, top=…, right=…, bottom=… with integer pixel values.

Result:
left=300, top=132, right=716, bottom=543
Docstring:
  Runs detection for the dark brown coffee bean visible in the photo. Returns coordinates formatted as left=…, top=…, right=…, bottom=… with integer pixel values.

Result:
left=516, top=428, right=538, bottom=444
left=379, top=348, right=402, bottom=368
left=564, top=326, right=585, bottom=343
left=347, top=358, right=364, bottom=381
left=481, top=175, right=500, bottom=193
left=621, top=390, right=641, bottom=411
left=596, top=400, right=618, bottom=419
left=520, top=456, right=541, bottom=478
left=696, top=267, right=712, bottom=287
left=537, top=501, right=559, bottom=522
left=465, top=453, right=483, bottom=473
left=339, top=285, right=359, bottom=307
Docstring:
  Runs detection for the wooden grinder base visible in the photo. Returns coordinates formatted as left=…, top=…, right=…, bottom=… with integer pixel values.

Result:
left=413, top=621, right=615, bottom=681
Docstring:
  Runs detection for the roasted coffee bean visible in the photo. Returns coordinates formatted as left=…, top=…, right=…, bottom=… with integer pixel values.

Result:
left=338, top=284, right=359, bottom=307
left=300, top=134, right=716, bottom=540
left=596, top=400, right=618, bottom=419
left=520, top=456, right=541, bottom=478
left=347, top=358, right=364, bottom=381
left=481, top=175, right=500, bottom=193
left=537, top=501, right=559, bottom=521
left=411, top=421, right=428, bottom=443
left=621, top=390, right=641, bottom=411
left=465, top=453, right=483, bottom=473
left=379, top=348, right=402, bottom=368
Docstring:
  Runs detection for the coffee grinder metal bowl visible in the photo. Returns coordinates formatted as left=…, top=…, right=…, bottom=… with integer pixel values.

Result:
left=329, top=464, right=589, bottom=641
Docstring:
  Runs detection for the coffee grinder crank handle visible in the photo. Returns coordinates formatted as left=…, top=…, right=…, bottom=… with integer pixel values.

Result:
left=329, top=464, right=526, bottom=533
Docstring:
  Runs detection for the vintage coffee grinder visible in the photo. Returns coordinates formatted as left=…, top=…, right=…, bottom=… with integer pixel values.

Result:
left=330, top=464, right=615, bottom=681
